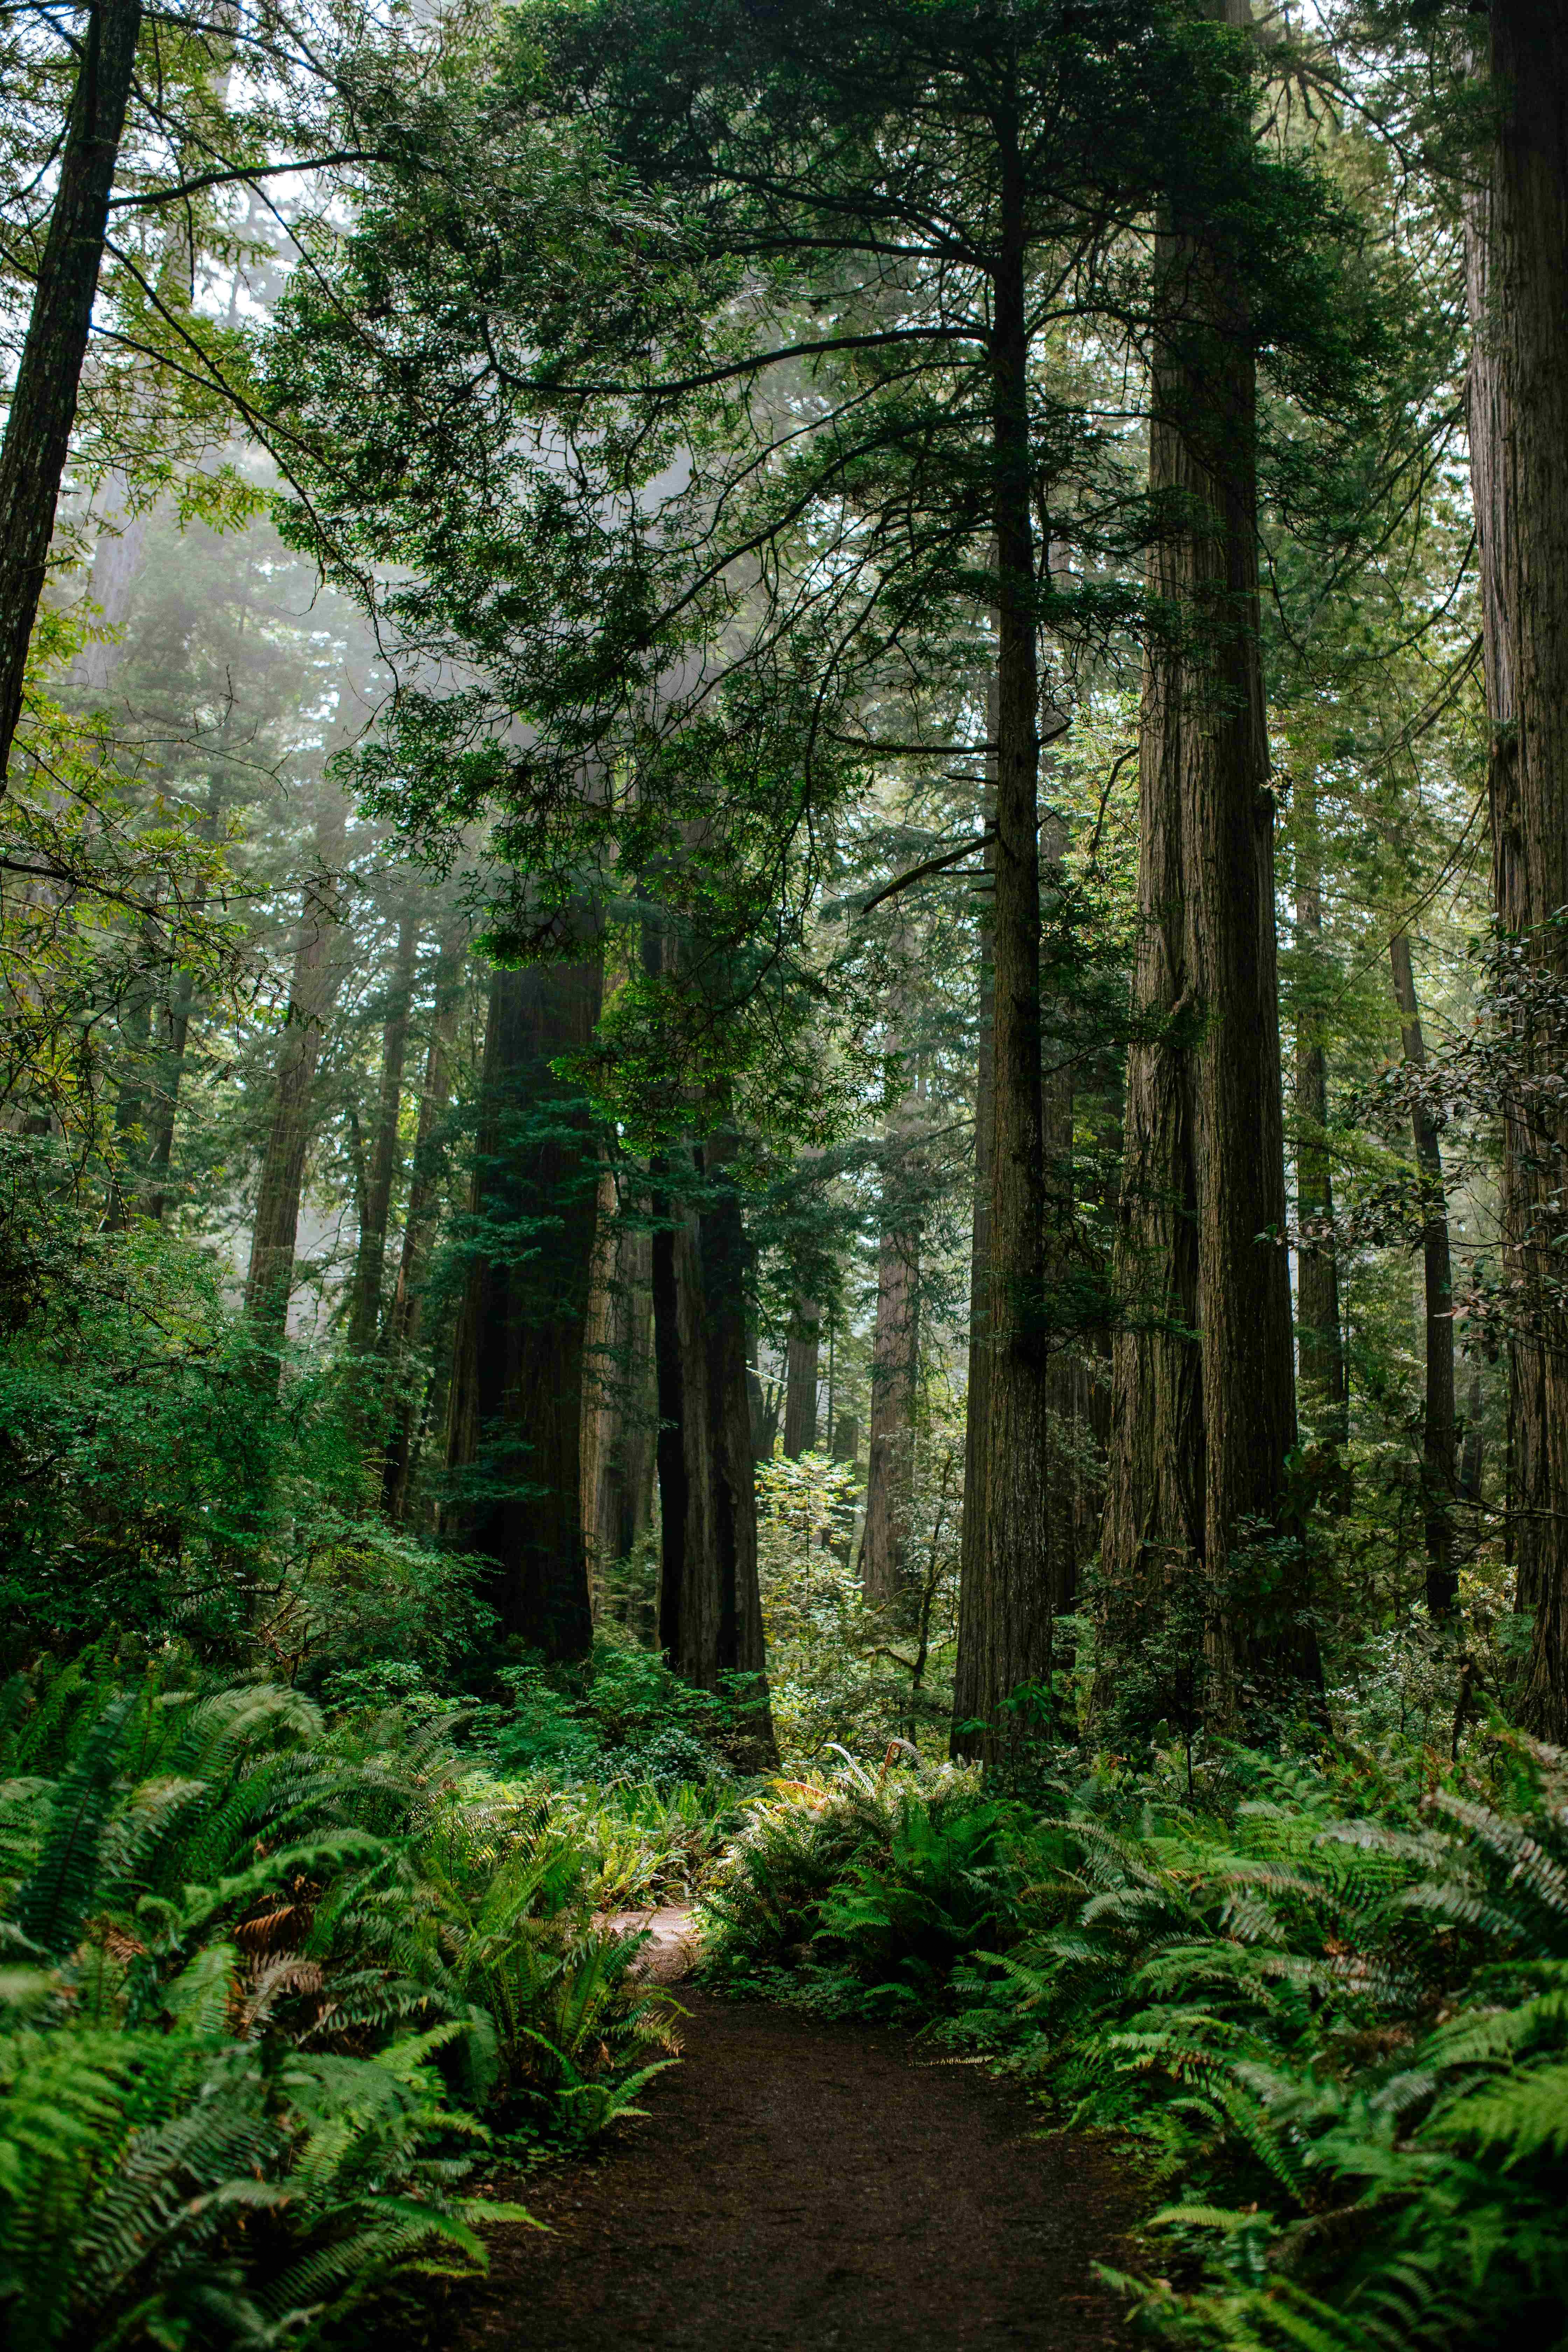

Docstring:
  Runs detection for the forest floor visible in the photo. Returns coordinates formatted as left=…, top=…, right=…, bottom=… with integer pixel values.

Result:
left=452, top=1911, right=1140, bottom=2351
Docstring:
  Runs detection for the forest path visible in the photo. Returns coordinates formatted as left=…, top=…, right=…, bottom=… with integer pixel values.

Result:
left=456, top=1937, right=1139, bottom=2351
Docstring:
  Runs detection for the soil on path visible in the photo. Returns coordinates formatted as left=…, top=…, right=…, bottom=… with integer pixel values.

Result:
left=456, top=1962, right=1139, bottom=2351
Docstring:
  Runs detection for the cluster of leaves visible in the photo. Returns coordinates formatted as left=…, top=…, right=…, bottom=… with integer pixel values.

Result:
left=702, top=1735, right=1568, bottom=2351
left=0, top=1646, right=681, bottom=2350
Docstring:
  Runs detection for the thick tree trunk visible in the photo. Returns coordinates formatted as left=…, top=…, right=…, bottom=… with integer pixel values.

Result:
left=782, top=1298, right=821, bottom=1457
left=443, top=954, right=600, bottom=1662
left=244, top=792, right=348, bottom=1347
left=0, top=0, right=143, bottom=788
left=650, top=1134, right=778, bottom=1767
left=1389, top=932, right=1458, bottom=1619
left=346, top=911, right=418, bottom=1355
left=951, top=669, right=999, bottom=1756
left=382, top=918, right=465, bottom=1522
left=1100, top=79, right=1308, bottom=1729
left=957, top=147, right=1054, bottom=1764
left=1294, top=819, right=1348, bottom=1442
left=1464, top=0, right=1568, bottom=1738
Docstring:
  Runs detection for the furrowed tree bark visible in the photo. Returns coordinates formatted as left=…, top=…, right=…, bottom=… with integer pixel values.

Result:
left=951, top=666, right=998, bottom=1757
left=346, top=909, right=419, bottom=1356
left=587, top=1209, right=656, bottom=1572
left=957, top=136, right=1053, bottom=1767
left=1294, top=810, right=1348, bottom=1443
left=382, top=917, right=465, bottom=1522
left=863, top=1011, right=922, bottom=1607
left=442, top=953, right=600, bottom=1662
left=1464, top=0, right=1568, bottom=1738
left=243, top=789, right=348, bottom=1350
left=782, top=1298, right=821, bottom=1457
left=1389, top=932, right=1458, bottom=1619
left=0, top=0, right=144, bottom=788
left=1101, top=14, right=1310, bottom=1730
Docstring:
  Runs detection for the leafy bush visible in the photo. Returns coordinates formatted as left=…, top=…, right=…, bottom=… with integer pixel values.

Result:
left=0, top=1648, right=676, bottom=2348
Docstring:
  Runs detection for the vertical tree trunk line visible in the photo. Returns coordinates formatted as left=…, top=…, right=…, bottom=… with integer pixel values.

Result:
left=0, top=0, right=144, bottom=788
left=954, top=135, right=1054, bottom=1764
left=381, top=916, right=466, bottom=1522
left=347, top=909, right=419, bottom=1355
left=951, top=665, right=998, bottom=1755
left=1463, top=0, right=1568, bottom=1738
left=1100, top=13, right=1310, bottom=1728
left=782, top=1298, right=822, bottom=1457
left=1388, top=932, right=1458, bottom=1619
left=863, top=977, right=923, bottom=1608
left=243, top=788, right=349, bottom=1349
left=1294, top=806, right=1348, bottom=1442
left=442, top=951, right=601, bottom=1662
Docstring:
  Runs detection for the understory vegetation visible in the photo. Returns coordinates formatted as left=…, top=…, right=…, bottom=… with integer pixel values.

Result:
left=0, top=1643, right=736, bottom=2347
left=703, top=1732, right=1568, bottom=2352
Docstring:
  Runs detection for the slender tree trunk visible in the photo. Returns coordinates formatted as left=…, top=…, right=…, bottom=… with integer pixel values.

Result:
left=1388, top=932, right=1458, bottom=1619
left=782, top=1298, right=821, bottom=1457
left=581, top=1164, right=659, bottom=1601
left=1101, top=28, right=1309, bottom=1729
left=1294, top=810, right=1348, bottom=1442
left=952, top=667, right=998, bottom=1756
left=1459, top=1361, right=1485, bottom=1505
left=1464, top=0, right=1568, bottom=1738
left=442, top=953, right=600, bottom=1661
left=0, top=0, right=144, bottom=788
left=863, top=1212, right=920, bottom=1608
left=244, top=791, right=348, bottom=1348
left=346, top=911, right=418, bottom=1355
left=382, top=917, right=465, bottom=1522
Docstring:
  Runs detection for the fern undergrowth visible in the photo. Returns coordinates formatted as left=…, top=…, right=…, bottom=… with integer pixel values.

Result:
left=701, top=1734, right=1568, bottom=2352
left=0, top=1643, right=706, bottom=2349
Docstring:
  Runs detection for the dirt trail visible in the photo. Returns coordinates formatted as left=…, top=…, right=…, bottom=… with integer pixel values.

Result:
left=456, top=1928, right=1138, bottom=2352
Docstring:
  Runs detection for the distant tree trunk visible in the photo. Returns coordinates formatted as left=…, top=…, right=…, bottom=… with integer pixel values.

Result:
left=650, top=1134, right=778, bottom=1767
left=244, top=790, right=348, bottom=1348
left=746, top=1331, right=779, bottom=1462
left=1100, top=55, right=1310, bottom=1729
left=864, top=975, right=923, bottom=1605
left=782, top=1298, right=821, bottom=1457
left=0, top=0, right=143, bottom=789
left=1464, top=0, right=1568, bottom=1739
left=1294, top=816, right=1348, bottom=1443
left=347, top=910, right=419, bottom=1356
left=381, top=917, right=465, bottom=1522
left=1388, top=933, right=1458, bottom=1619
left=442, top=953, right=600, bottom=1662
left=952, top=667, right=999, bottom=1758
left=1459, top=1360, right=1485, bottom=1505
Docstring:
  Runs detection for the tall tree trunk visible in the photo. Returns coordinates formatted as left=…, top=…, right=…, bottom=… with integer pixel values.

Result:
left=782, top=1298, right=821, bottom=1457
left=244, top=791, right=348, bottom=1348
left=443, top=954, right=600, bottom=1662
left=959, top=141, right=1054, bottom=1763
left=1389, top=932, right=1458, bottom=1619
left=951, top=667, right=999, bottom=1756
left=0, top=0, right=144, bottom=788
left=1294, top=810, right=1348, bottom=1443
left=650, top=1134, right=778, bottom=1767
left=382, top=917, right=465, bottom=1522
left=587, top=1210, right=656, bottom=1569
left=1464, top=0, right=1568, bottom=1738
left=863, top=1133, right=921, bottom=1608
left=1100, top=21, right=1309, bottom=1731
left=346, top=910, right=418, bottom=1355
